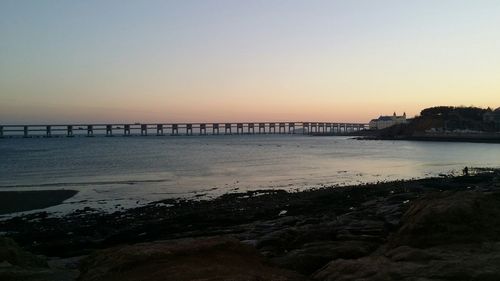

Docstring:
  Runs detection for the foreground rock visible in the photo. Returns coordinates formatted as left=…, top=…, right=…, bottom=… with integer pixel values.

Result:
left=314, top=243, right=500, bottom=281
left=79, top=236, right=306, bottom=281
left=0, top=237, right=78, bottom=281
left=392, top=190, right=500, bottom=248
left=314, top=188, right=500, bottom=281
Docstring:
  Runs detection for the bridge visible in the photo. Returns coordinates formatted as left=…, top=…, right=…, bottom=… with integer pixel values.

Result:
left=0, top=122, right=369, bottom=138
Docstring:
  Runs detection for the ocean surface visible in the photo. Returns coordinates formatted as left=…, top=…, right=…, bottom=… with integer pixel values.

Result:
left=1, top=135, right=500, bottom=215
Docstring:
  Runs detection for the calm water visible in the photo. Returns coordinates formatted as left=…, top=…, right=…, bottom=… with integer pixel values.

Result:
left=1, top=135, right=499, bottom=214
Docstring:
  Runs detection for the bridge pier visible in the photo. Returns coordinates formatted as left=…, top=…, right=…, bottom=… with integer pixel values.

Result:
left=0, top=126, right=3, bottom=138
left=312, top=123, right=318, bottom=134
left=86, top=125, right=93, bottom=137
left=171, top=124, right=178, bottom=135
left=326, top=123, right=332, bottom=134
left=156, top=124, right=164, bottom=136
left=288, top=123, right=295, bottom=134
left=258, top=123, right=265, bottom=134
left=269, top=123, right=276, bottom=134
left=279, top=123, right=286, bottom=134
left=45, top=126, right=51, bottom=137
left=200, top=124, right=206, bottom=135
left=248, top=123, right=255, bottom=134
left=106, top=125, right=113, bottom=136
left=141, top=124, right=148, bottom=136
left=225, top=123, right=232, bottom=135
left=124, top=125, right=130, bottom=136
left=212, top=124, right=219, bottom=135
left=186, top=124, right=193, bottom=135
left=67, top=125, right=73, bottom=137
left=236, top=123, right=243, bottom=135
left=319, top=123, right=325, bottom=133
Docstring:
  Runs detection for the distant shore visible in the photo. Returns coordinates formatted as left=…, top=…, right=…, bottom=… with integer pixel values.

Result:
left=348, top=129, right=500, bottom=144
left=360, top=134, right=500, bottom=144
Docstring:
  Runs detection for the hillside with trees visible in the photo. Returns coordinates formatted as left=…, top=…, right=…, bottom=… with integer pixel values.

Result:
left=377, top=106, right=499, bottom=139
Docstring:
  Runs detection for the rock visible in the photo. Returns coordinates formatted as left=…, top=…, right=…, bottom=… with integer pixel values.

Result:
left=0, top=237, right=47, bottom=268
left=314, top=243, right=500, bottom=281
left=391, top=191, right=500, bottom=248
left=78, top=236, right=306, bottom=281
left=272, top=240, right=378, bottom=275
left=385, top=246, right=436, bottom=262
left=0, top=237, right=78, bottom=281
left=313, top=256, right=392, bottom=281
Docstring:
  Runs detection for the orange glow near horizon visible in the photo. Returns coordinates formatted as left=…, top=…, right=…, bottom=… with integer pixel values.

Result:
left=1, top=1, right=499, bottom=124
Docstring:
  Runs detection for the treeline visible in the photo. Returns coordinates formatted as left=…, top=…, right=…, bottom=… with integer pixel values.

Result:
left=378, top=106, right=498, bottom=138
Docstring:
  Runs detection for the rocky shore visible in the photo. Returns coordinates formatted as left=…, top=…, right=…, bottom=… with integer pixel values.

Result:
left=1, top=168, right=500, bottom=280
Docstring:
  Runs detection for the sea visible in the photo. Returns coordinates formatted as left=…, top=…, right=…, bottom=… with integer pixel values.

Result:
left=1, top=135, right=499, bottom=215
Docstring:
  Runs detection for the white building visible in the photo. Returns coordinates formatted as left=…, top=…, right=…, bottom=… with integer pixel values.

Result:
left=369, top=112, right=407, bottom=130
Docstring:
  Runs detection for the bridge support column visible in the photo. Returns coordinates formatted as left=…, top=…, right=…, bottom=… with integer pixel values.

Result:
left=237, top=123, right=243, bottom=134
left=87, top=125, right=93, bottom=137
left=258, top=123, right=265, bottom=134
left=186, top=124, right=193, bottom=135
left=225, top=123, right=232, bottom=135
left=212, top=124, right=219, bottom=135
left=156, top=124, right=164, bottom=136
left=106, top=125, right=113, bottom=136
left=311, top=123, right=317, bottom=134
left=269, top=123, right=276, bottom=134
left=171, top=124, right=178, bottom=135
left=45, top=126, right=51, bottom=137
left=289, top=123, right=295, bottom=134
left=124, top=125, right=130, bottom=136
left=200, top=124, right=206, bottom=135
left=248, top=123, right=255, bottom=134
left=67, top=125, right=73, bottom=137
left=141, top=124, right=148, bottom=136
left=279, top=123, right=285, bottom=134
left=319, top=123, right=325, bottom=133
left=0, top=126, right=3, bottom=138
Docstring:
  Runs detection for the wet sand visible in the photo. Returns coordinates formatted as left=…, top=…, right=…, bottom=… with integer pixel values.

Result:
left=0, top=190, right=78, bottom=215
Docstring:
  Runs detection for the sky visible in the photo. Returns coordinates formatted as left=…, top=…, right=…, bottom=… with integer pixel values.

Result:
left=1, top=0, right=499, bottom=124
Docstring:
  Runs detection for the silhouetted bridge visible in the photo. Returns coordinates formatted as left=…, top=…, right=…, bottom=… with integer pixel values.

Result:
left=0, top=122, right=369, bottom=138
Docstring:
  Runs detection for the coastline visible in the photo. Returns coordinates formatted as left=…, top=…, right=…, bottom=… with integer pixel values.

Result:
left=357, top=131, right=500, bottom=144
left=2, top=168, right=500, bottom=280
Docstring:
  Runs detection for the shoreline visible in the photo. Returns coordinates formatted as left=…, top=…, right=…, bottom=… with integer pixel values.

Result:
left=361, top=135, right=500, bottom=144
left=2, top=169, right=500, bottom=280
left=1, top=169, right=496, bottom=255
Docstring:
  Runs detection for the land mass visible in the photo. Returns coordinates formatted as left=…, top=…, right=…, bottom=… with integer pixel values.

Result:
left=366, top=106, right=500, bottom=143
left=1, top=169, right=500, bottom=280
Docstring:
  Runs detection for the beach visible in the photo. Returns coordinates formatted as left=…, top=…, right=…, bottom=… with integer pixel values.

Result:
left=1, top=168, right=500, bottom=280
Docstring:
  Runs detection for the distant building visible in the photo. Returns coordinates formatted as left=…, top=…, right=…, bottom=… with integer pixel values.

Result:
left=483, top=108, right=500, bottom=124
left=369, top=112, right=407, bottom=130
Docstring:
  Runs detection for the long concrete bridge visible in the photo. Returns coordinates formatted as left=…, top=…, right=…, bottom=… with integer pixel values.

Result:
left=0, top=122, right=369, bottom=138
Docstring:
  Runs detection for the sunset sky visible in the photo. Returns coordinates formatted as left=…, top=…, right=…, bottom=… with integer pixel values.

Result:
left=1, top=0, right=499, bottom=124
